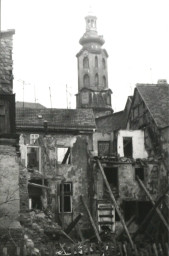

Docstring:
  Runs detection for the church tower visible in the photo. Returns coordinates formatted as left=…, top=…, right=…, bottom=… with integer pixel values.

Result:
left=76, top=13, right=112, bottom=113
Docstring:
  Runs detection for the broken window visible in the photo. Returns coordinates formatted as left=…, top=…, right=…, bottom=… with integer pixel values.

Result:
left=123, top=137, right=133, bottom=158
left=57, top=147, right=71, bottom=164
left=98, top=141, right=110, bottom=156
left=135, top=168, right=144, bottom=181
left=26, top=146, right=41, bottom=171
left=59, top=182, right=72, bottom=213
left=30, top=134, right=39, bottom=144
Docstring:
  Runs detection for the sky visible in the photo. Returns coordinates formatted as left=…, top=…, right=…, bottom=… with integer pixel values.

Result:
left=1, top=0, right=169, bottom=112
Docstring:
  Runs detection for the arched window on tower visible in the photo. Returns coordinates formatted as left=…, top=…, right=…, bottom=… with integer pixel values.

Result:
left=95, top=56, right=98, bottom=68
left=103, top=76, right=106, bottom=87
left=83, top=57, right=89, bottom=69
left=95, top=74, right=99, bottom=86
left=84, top=74, right=90, bottom=87
left=102, top=58, right=106, bottom=69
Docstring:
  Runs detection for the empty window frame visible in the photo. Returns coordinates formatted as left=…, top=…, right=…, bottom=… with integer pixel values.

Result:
left=98, top=141, right=110, bottom=156
left=135, top=168, right=144, bottom=181
left=26, top=146, right=41, bottom=171
left=59, top=182, right=72, bottom=213
left=123, top=137, right=133, bottom=158
left=57, top=147, right=71, bottom=164
left=30, top=134, right=39, bottom=144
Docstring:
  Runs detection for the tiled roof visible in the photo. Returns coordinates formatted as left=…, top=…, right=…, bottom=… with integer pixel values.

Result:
left=96, top=111, right=124, bottom=132
left=137, top=84, right=169, bottom=128
left=16, top=108, right=96, bottom=131
left=16, top=101, right=46, bottom=109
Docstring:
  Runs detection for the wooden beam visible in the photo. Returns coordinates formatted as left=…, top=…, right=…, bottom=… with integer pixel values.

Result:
left=60, top=230, right=75, bottom=244
left=61, top=180, right=64, bottom=229
left=136, top=176, right=169, bottom=232
left=97, top=159, right=134, bottom=249
left=133, top=185, right=169, bottom=238
left=64, top=213, right=83, bottom=234
left=81, top=196, right=101, bottom=242
left=117, top=215, right=136, bottom=238
left=28, top=182, right=50, bottom=190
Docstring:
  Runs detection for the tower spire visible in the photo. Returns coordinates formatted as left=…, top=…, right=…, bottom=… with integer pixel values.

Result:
left=76, top=14, right=113, bottom=113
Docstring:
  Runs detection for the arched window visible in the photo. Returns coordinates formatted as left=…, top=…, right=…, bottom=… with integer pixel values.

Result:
left=95, top=56, right=98, bottom=68
left=102, top=58, right=106, bottom=69
left=91, top=20, right=94, bottom=28
left=83, top=57, right=89, bottom=68
left=95, top=74, right=99, bottom=86
left=84, top=74, right=90, bottom=86
left=103, top=76, right=106, bottom=87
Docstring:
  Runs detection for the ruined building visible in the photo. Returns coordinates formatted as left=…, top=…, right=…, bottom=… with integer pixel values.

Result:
left=0, top=29, right=23, bottom=252
left=0, top=12, right=168, bottom=255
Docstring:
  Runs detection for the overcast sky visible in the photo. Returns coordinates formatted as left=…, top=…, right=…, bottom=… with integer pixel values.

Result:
left=2, top=0, right=169, bottom=111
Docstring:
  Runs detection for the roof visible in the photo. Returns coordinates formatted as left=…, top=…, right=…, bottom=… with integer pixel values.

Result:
left=96, top=111, right=124, bottom=132
left=16, top=108, right=96, bottom=132
left=136, top=84, right=169, bottom=128
left=16, top=101, right=46, bottom=109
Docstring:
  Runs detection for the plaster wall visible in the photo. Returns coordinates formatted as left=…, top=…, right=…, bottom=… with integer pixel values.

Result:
left=117, top=130, right=148, bottom=159
left=19, top=133, right=93, bottom=229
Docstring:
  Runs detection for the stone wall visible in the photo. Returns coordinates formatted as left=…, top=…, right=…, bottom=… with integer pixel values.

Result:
left=19, top=132, right=93, bottom=231
left=0, top=30, right=15, bottom=94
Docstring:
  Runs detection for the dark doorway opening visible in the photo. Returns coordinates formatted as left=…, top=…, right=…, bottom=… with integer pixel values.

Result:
left=104, top=167, right=118, bottom=198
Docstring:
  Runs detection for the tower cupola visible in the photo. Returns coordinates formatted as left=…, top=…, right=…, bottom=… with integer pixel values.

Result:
left=76, top=14, right=112, bottom=113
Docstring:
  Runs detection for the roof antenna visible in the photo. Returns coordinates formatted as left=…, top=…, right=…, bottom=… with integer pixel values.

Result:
left=49, top=86, right=52, bottom=109
left=150, top=68, right=153, bottom=83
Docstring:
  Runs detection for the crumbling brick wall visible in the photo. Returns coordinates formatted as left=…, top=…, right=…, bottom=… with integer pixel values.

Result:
left=0, top=30, right=15, bottom=93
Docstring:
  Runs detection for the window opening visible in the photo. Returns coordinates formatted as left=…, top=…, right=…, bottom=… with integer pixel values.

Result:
left=83, top=57, right=89, bottom=68
left=95, top=73, right=99, bottom=86
left=102, top=58, right=106, bottom=69
left=84, top=74, right=90, bottom=86
left=27, top=146, right=40, bottom=171
left=98, top=141, right=110, bottom=156
left=59, top=182, right=72, bottom=213
left=135, top=168, right=144, bottom=181
left=30, top=134, right=39, bottom=144
left=95, top=56, right=98, bottom=68
left=123, top=137, right=133, bottom=158
left=103, top=76, right=106, bottom=87
left=57, top=147, right=71, bottom=164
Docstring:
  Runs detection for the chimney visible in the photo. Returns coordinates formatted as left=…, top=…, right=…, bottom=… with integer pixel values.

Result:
left=157, top=79, right=167, bottom=85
